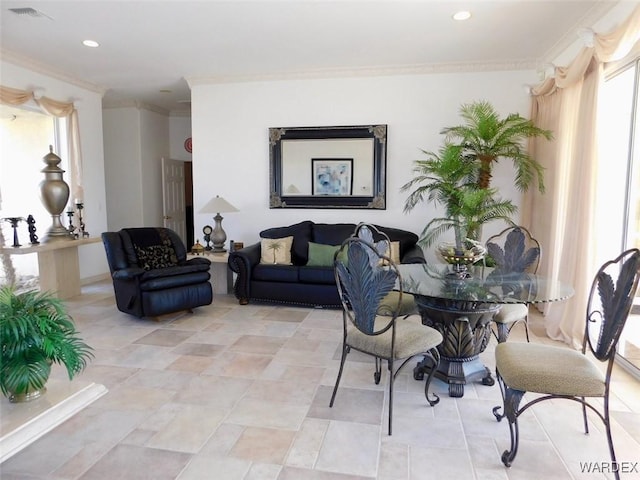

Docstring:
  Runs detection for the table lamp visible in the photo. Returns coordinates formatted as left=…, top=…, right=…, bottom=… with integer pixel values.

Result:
left=199, top=195, right=238, bottom=252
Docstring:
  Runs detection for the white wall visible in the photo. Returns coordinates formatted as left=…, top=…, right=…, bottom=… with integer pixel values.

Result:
left=140, top=109, right=170, bottom=226
left=191, top=70, right=536, bottom=261
left=169, top=115, right=192, bottom=162
left=103, top=106, right=170, bottom=229
left=103, top=107, right=143, bottom=229
left=1, top=60, right=109, bottom=280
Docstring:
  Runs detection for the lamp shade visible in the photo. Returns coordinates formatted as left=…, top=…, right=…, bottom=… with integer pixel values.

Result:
left=199, top=195, right=239, bottom=214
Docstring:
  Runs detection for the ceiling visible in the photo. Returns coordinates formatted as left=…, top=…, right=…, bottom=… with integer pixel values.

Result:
left=0, top=1, right=620, bottom=115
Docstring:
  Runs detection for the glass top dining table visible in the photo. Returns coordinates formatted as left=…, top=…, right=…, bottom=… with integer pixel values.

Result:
left=396, top=263, right=575, bottom=305
left=394, top=263, right=574, bottom=397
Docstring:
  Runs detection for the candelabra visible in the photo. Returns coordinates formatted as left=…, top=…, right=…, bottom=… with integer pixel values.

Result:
left=66, top=208, right=75, bottom=234
left=75, top=201, right=89, bottom=237
left=2, top=217, right=25, bottom=247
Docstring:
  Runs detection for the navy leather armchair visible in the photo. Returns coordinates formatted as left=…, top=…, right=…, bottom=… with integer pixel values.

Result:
left=102, top=227, right=213, bottom=318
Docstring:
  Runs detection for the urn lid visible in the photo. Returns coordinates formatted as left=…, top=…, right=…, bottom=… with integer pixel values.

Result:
left=41, top=145, right=65, bottom=173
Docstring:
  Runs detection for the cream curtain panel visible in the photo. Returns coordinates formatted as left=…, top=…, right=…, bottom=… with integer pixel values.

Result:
left=522, top=6, right=640, bottom=347
left=0, top=85, right=84, bottom=207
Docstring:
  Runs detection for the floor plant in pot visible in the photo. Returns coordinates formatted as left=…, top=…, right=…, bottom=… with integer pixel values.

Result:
left=0, top=286, right=93, bottom=403
left=402, top=143, right=517, bottom=272
left=441, top=100, right=552, bottom=193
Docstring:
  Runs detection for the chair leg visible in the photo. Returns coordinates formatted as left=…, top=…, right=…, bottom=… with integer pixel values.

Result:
left=522, top=314, right=530, bottom=342
left=422, top=348, right=441, bottom=406
left=329, top=343, right=349, bottom=408
left=603, top=395, right=621, bottom=480
left=387, top=359, right=394, bottom=436
left=500, top=387, right=526, bottom=467
left=374, top=357, right=382, bottom=384
left=493, top=368, right=507, bottom=421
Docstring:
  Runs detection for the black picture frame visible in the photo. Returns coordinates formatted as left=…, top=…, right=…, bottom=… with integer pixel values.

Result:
left=269, top=124, right=387, bottom=209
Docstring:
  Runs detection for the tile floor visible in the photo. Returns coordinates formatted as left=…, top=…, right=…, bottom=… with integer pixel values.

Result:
left=1, top=280, right=639, bottom=480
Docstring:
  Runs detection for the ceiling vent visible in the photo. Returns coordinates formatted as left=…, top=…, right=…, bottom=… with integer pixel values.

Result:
left=8, top=7, right=52, bottom=19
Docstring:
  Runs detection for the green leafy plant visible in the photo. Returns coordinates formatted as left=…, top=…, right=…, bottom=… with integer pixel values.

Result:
left=0, top=286, right=93, bottom=401
left=402, top=143, right=517, bottom=251
left=441, top=100, right=553, bottom=193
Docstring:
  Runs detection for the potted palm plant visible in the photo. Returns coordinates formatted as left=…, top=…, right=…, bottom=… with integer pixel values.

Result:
left=441, top=100, right=552, bottom=193
left=402, top=143, right=517, bottom=270
left=0, top=286, right=93, bottom=402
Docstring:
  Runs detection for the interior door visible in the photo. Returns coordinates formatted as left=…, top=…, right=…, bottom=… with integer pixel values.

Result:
left=161, top=157, right=187, bottom=245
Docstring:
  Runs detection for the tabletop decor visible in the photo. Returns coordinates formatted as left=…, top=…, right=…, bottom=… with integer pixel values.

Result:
left=26, top=215, right=39, bottom=245
left=437, top=240, right=486, bottom=278
left=0, top=286, right=93, bottom=402
left=199, top=195, right=239, bottom=253
left=39, top=146, right=73, bottom=243
left=2, top=217, right=25, bottom=247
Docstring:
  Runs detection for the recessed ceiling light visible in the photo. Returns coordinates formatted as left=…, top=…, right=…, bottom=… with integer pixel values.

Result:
left=82, top=40, right=99, bottom=48
left=453, top=11, right=471, bottom=21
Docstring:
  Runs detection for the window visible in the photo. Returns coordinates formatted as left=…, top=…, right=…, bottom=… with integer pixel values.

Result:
left=598, top=57, right=640, bottom=376
left=0, top=104, right=69, bottom=286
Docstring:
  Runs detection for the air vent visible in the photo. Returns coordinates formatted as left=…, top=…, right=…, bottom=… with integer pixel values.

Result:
left=8, top=7, right=52, bottom=19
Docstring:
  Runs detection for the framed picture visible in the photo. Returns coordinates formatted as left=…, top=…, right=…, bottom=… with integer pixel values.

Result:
left=312, top=158, right=353, bottom=196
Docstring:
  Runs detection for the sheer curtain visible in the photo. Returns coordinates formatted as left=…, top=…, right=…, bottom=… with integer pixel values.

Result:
left=0, top=85, right=84, bottom=207
left=522, top=6, right=640, bottom=347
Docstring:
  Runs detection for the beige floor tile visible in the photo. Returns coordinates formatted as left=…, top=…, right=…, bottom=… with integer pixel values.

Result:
left=3, top=282, right=639, bottom=480
left=229, top=426, right=296, bottom=463
left=286, top=418, right=330, bottom=468
left=315, top=420, right=380, bottom=477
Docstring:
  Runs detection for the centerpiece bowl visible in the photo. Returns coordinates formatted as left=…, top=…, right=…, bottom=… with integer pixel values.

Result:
left=437, top=241, right=486, bottom=278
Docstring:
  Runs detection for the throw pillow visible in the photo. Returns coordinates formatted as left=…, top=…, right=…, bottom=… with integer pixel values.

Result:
left=134, top=244, right=178, bottom=270
left=260, top=236, right=294, bottom=265
left=382, top=241, right=401, bottom=265
left=307, top=242, right=348, bottom=267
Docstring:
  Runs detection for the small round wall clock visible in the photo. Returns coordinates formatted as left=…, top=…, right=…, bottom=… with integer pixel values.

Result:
left=184, top=137, right=192, bottom=153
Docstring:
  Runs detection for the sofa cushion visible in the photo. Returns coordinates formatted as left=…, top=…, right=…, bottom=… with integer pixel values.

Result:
left=260, top=220, right=313, bottom=266
left=299, top=266, right=335, bottom=285
left=312, top=223, right=357, bottom=246
left=307, top=242, right=348, bottom=267
left=253, top=264, right=299, bottom=283
left=260, top=236, right=294, bottom=265
left=375, top=225, right=419, bottom=258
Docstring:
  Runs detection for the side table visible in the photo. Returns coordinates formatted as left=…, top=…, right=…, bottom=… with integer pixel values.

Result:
left=188, top=252, right=232, bottom=294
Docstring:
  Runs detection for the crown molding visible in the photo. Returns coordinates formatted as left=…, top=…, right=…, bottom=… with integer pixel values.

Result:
left=540, top=1, right=619, bottom=63
left=0, top=48, right=106, bottom=95
left=186, top=59, right=539, bottom=87
left=102, top=99, right=170, bottom=116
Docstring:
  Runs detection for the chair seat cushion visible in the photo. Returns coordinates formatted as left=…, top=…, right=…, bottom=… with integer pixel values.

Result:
left=378, top=291, right=417, bottom=316
left=495, top=343, right=605, bottom=397
left=494, top=304, right=529, bottom=324
left=347, top=315, right=442, bottom=359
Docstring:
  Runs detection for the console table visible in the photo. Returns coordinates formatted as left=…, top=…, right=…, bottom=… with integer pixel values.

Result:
left=0, top=237, right=102, bottom=299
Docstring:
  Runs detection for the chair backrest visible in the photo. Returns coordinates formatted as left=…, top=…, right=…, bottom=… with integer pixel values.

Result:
left=334, top=224, right=403, bottom=335
left=486, top=226, right=540, bottom=274
left=584, top=248, right=640, bottom=362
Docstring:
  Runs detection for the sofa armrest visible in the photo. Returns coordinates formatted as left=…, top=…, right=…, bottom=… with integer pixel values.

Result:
left=401, top=245, right=426, bottom=264
left=112, top=267, right=146, bottom=280
left=228, top=242, right=261, bottom=304
left=182, top=257, right=211, bottom=267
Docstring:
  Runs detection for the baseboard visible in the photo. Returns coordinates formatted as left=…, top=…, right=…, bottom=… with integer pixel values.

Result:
left=80, top=272, right=110, bottom=286
left=0, top=381, right=108, bottom=463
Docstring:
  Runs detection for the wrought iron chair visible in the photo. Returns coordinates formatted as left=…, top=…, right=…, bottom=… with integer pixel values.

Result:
left=329, top=224, right=443, bottom=435
left=486, top=226, right=541, bottom=342
left=492, top=248, right=640, bottom=478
